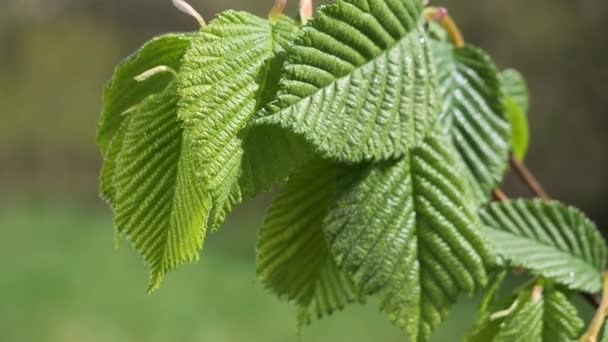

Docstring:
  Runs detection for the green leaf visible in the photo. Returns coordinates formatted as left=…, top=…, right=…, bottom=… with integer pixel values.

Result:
left=255, top=0, right=438, bottom=162
left=469, top=286, right=583, bottom=342
left=500, top=69, right=529, bottom=114
left=602, top=320, right=608, bottom=342
left=111, top=82, right=210, bottom=292
left=325, top=134, right=490, bottom=341
left=98, top=33, right=194, bottom=205
left=256, top=160, right=361, bottom=327
left=481, top=199, right=608, bottom=292
left=100, top=11, right=316, bottom=291
left=432, top=41, right=511, bottom=203
left=177, top=12, right=308, bottom=230
left=467, top=270, right=508, bottom=340
left=500, top=69, right=530, bottom=161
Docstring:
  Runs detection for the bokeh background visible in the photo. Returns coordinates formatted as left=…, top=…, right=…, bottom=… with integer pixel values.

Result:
left=1, top=0, right=607, bottom=341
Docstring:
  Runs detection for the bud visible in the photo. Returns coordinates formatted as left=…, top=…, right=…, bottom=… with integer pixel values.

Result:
left=172, top=0, right=206, bottom=27
left=269, top=0, right=287, bottom=22
left=300, top=0, right=313, bottom=24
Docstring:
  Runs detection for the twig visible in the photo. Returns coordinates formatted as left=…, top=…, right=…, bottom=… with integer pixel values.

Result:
left=582, top=272, right=608, bottom=341
left=509, top=156, right=550, bottom=200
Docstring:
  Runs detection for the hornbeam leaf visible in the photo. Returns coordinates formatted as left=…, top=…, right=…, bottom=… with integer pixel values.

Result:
left=500, top=69, right=529, bottom=114
left=481, top=199, right=608, bottom=292
left=99, top=33, right=194, bottom=205
left=254, top=0, right=439, bottom=162
left=256, top=160, right=361, bottom=327
left=500, top=69, right=530, bottom=161
left=112, top=82, right=210, bottom=292
left=178, top=12, right=309, bottom=230
left=466, top=271, right=509, bottom=341
left=325, top=134, right=490, bottom=341
left=102, top=12, right=306, bottom=290
left=468, top=287, right=583, bottom=342
left=432, top=41, right=511, bottom=203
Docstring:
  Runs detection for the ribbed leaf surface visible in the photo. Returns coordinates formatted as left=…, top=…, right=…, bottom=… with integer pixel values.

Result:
left=466, top=271, right=508, bottom=341
left=178, top=12, right=303, bottom=230
left=432, top=42, right=510, bottom=202
left=255, top=0, right=438, bottom=162
left=500, top=69, right=530, bottom=161
left=325, top=134, right=490, bottom=341
left=99, top=33, right=194, bottom=205
left=469, top=287, right=583, bottom=342
left=112, top=83, right=210, bottom=292
left=481, top=199, right=608, bottom=292
left=256, top=160, right=360, bottom=326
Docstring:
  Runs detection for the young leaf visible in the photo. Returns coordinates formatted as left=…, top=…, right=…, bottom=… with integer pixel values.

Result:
left=255, top=0, right=439, bottom=162
left=467, top=270, right=508, bottom=340
left=432, top=41, right=511, bottom=203
left=325, top=134, right=490, bottom=341
left=98, top=33, right=194, bottom=205
left=177, top=12, right=307, bottom=230
left=500, top=69, right=529, bottom=114
left=256, top=160, right=361, bottom=326
left=111, top=82, right=210, bottom=292
left=481, top=199, right=608, bottom=292
left=500, top=69, right=530, bottom=161
left=468, top=287, right=583, bottom=342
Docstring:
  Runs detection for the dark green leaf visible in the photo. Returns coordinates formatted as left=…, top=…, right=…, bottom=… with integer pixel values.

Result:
left=255, top=0, right=438, bottom=162
left=432, top=41, right=511, bottom=203
left=256, top=160, right=361, bottom=326
left=325, top=134, right=490, bottom=341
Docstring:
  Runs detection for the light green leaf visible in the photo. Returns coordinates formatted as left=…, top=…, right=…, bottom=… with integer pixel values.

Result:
left=102, top=12, right=308, bottom=290
left=469, top=286, right=583, bottom=342
left=98, top=33, right=194, bottom=205
left=481, top=199, right=608, bottom=292
left=255, top=0, right=438, bottom=162
left=325, top=134, right=490, bottom=341
left=177, top=12, right=308, bottom=230
left=256, top=160, right=361, bottom=327
left=112, top=82, right=210, bottom=292
left=500, top=69, right=530, bottom=161
left=432, top=41, right=511, bottom=203
left=500, top=69, right=529, bottom=114
left=602, top=320, right=608, bottom=342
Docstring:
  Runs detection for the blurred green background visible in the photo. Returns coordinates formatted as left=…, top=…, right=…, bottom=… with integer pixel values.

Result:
left=0, top=0, right=606, bottom=341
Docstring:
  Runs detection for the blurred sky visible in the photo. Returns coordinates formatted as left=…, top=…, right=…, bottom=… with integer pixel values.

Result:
left=0, top=0, right=607, bottom=341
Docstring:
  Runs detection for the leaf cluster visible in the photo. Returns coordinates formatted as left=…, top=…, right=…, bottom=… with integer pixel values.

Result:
left=97, top=0, right=608, bottom=340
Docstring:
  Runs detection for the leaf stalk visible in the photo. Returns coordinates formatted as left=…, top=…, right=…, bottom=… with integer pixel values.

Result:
left=423, top=7, right=465, bottom=48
